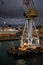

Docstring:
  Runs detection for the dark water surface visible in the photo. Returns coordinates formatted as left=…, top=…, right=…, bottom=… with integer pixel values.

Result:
left=0, top=39, right=43, bottom=65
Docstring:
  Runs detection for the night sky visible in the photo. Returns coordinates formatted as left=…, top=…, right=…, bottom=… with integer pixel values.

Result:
left=0, top=0, right=43, bottom=25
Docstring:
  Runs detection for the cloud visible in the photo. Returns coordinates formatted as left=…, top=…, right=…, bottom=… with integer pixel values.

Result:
left=0, top=17, right=43, bottom=25
left=0, top=0, right=43, bottom=17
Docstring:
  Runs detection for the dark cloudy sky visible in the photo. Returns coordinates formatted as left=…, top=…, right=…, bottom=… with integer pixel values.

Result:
left=0, top=0, right=43, bottom=25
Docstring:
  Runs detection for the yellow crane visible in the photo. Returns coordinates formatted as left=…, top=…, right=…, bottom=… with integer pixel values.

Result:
left=23, top=0, right=38, bottom=19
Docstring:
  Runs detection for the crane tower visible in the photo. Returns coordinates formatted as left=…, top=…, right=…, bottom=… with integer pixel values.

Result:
left=20, top=0, right=39, bottom=48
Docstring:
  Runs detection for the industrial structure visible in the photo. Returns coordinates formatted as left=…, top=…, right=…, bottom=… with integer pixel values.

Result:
left=20, top=0, right=39, bottom=49
left=7, top=0, right=43, bottom=57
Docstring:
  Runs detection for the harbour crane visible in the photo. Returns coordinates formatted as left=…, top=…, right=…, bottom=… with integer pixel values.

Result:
left=20, top=0, right=39, bottom=48
left=7, top=0, right=43, bottom=57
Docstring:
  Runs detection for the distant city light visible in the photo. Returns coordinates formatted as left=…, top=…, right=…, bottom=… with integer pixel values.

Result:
left=4, top=22, right=6, bottom=24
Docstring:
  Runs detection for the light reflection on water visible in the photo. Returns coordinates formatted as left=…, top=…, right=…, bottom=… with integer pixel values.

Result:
left=0, top=39, right=43, bottom=65
left=16, top=54, right=43, bottom=65
left=16, top=59, right=26, bottom=65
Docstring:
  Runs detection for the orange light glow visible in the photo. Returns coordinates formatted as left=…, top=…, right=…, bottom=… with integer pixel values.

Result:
left=30, top=45, right=37, bottom=49
left=24, top=42, right=28, bottom=47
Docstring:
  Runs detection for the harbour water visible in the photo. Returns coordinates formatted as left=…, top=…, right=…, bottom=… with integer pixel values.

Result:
left=0, top=39, right=43, bottom=65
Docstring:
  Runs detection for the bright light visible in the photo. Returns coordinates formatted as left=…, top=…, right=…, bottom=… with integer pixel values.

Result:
left=24, top=42, right=28, bottom=46
left=4, top=21, right=6, bottom=24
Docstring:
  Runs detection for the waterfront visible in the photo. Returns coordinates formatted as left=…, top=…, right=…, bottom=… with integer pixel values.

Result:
left=0, top=39, right=43, bottom=65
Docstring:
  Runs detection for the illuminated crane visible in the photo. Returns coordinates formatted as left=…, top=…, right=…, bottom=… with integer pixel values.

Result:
left=20, top=0, right=39, bottom=48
